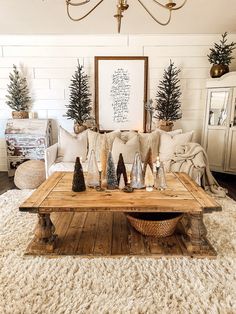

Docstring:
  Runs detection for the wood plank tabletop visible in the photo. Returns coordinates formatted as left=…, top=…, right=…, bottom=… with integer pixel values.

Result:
left=19, top=171, right=221, bottom=213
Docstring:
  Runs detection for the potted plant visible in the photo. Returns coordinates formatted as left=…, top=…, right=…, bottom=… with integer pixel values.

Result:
left=154, top=60, right=182, bottom=131
left=6, top=64, right=31, bottom=119
left=208, top=32, right=236, bottom=78
left=66, top=62, right=92, bottom=134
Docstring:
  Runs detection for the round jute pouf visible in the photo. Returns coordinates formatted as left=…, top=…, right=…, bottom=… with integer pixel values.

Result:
left=14, top=160, right=46, bottom=189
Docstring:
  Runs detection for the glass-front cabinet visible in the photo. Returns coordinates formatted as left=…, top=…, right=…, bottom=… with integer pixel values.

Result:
left=202, top=72, right=236, bottom=174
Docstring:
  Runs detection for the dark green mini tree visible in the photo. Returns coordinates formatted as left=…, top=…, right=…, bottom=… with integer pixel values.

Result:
left=72, top=157, right=86, bottom=192
left=116, top=153, right=128, bottom=186
left=6, top=64, right=31, bottom=111
left=208, top=32, right=236, bottom=65
left=106, top=152, right=117, bottom=190
left=154, top=60, right=182, bottom=122
left=66, top=62, right=92, bottom=125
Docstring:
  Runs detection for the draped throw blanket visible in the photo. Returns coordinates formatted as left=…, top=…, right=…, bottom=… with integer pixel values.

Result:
left=170, top=143, right=226, bottom=197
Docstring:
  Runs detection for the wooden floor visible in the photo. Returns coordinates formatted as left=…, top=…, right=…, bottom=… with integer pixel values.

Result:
left=213, top=172, right=236, bottom=201
left=26, top=211, right=216, bottom=258
left=0, top=172, right=15, bottom=195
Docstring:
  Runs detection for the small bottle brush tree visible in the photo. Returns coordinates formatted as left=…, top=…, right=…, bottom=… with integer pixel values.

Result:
left=154, top=60, right=182, bottom=131
left=6, top=64, right=31, bottom=112
left=106, top=152, right=117, bottom=190
left=66, top=62, right=92, bottom=128
left=72, top=157, right=86, bottom=192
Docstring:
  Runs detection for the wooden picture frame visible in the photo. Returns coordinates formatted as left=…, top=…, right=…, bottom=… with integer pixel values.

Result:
left=95, top=56, right=148, bottom=132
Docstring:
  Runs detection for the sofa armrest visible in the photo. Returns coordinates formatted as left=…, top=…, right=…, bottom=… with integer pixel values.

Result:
left=45, top=143, right=58, bottom=178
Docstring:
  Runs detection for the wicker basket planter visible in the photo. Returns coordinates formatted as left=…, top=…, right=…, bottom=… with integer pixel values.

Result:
left=12, top=111, right=29, bottom=119
left=126, top=212, right=183, bottom=238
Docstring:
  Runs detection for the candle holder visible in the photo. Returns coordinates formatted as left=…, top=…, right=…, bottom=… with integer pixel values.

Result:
left=96, top=170, right=105, bottom=192
left=123, top=184, right=134, bottom=193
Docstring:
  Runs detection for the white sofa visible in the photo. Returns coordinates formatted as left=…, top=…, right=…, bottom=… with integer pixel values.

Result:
left=45, top=126, right=198, bottom=180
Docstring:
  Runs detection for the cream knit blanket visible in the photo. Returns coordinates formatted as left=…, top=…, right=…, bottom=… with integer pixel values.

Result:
left=170, top=142, right=226, bottom=197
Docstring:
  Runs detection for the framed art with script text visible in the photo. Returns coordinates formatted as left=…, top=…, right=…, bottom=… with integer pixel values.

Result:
left=95, top=56, right=148, bottom=132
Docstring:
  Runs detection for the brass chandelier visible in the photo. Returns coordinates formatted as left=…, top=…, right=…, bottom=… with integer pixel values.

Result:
left=66, top=0, right=188, bottom=33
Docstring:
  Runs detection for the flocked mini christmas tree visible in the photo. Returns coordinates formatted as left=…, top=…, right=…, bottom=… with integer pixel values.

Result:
left=86, top=149, right=99, bottom=187
left=144, top=164, right=154, bottom=192
left=118, top=173, right=126, bottom=190
left=154, top=60, right=182, bottom=123
left=66, top=62, right=92, bottom=126
left=72, top=157, right=86, bottom=192
left=6, top=64, right=31, bottom=111
left=116, top=153, right=128, bottom=186
left=106, top=152, right=117, bottom=190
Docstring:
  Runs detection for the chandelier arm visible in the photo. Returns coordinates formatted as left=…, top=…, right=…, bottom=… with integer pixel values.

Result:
left=66, top=0, right=90, bottom=7
left=171, top=0, right=187, bottom=10
left=137, top=0, right=172, bottom=26
left=151, top=0, right=187, bottom=11
left=151, top=0, right=171, bottom=10
left=66, top=0, right=104, bottom=22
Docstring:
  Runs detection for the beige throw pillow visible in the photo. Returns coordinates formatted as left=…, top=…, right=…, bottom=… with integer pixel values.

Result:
left=159, top=131, right=194, bottom=162
left=112, top=136, right=140, bottom=164
left=138, top=130, right=161, bottom=162
left=120, top=130, right=137, bottom=143
left=88, top=129, right=120, bottom=162
left=57, top=126, right=88, bottom=162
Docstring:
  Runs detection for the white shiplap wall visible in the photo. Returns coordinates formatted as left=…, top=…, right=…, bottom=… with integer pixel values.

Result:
left=1, top=34, right=236, bottom=171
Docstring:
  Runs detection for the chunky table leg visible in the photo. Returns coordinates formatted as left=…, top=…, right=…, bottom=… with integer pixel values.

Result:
left=182, top=212, right=208, bottom=254
left=34, top=214, right=57, bottom=252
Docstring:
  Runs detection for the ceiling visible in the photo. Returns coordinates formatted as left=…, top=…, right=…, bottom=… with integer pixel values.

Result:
left=1, top=0, right=236, bottom=34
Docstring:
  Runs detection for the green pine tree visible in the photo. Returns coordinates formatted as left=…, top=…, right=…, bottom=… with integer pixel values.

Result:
left=154, top=60, right=182, bottom=122
left=208, top=32, right=236, bottom=65
left=6, top=64, right=31, bottom=111
left=66, top=62, right=92, bottom=125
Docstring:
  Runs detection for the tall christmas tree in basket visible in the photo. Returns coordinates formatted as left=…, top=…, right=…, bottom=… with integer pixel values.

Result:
left=154, top=60, right=182, bottom=131
left=6, top=64, right=31, bottom=119
left=66, top=62, right=92, bottom=134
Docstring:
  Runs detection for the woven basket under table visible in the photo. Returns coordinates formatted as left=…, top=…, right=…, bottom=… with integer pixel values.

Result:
left=126, top=212, right=183, bottom=238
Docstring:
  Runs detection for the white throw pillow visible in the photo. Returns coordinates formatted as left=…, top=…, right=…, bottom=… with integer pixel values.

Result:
left=156, top=128, right=182, bottom=136
left=58, top=126, right=88, bottom=162
left=88, top=129, right=120, bottom=162
left=138, top=130, right=160, bottom=162
left=159, top=131, right=194, bottom=162
left=112, top=136, right=140, bottom=164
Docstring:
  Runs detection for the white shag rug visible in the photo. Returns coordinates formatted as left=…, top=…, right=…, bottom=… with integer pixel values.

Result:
left=0, top=190, right=236, bottom=314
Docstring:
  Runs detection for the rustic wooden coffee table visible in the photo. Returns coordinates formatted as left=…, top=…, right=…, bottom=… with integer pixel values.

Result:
left=20, top=171, right=221, bottom=258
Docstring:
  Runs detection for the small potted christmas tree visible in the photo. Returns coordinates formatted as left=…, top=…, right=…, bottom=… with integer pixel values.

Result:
left=208, top=32, right=236, bottom=78
left=154, top=60, right=182, bottom=131
left=6, top=64, right=31, bottom=119
left=66, top=62, right=92, bottom=134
